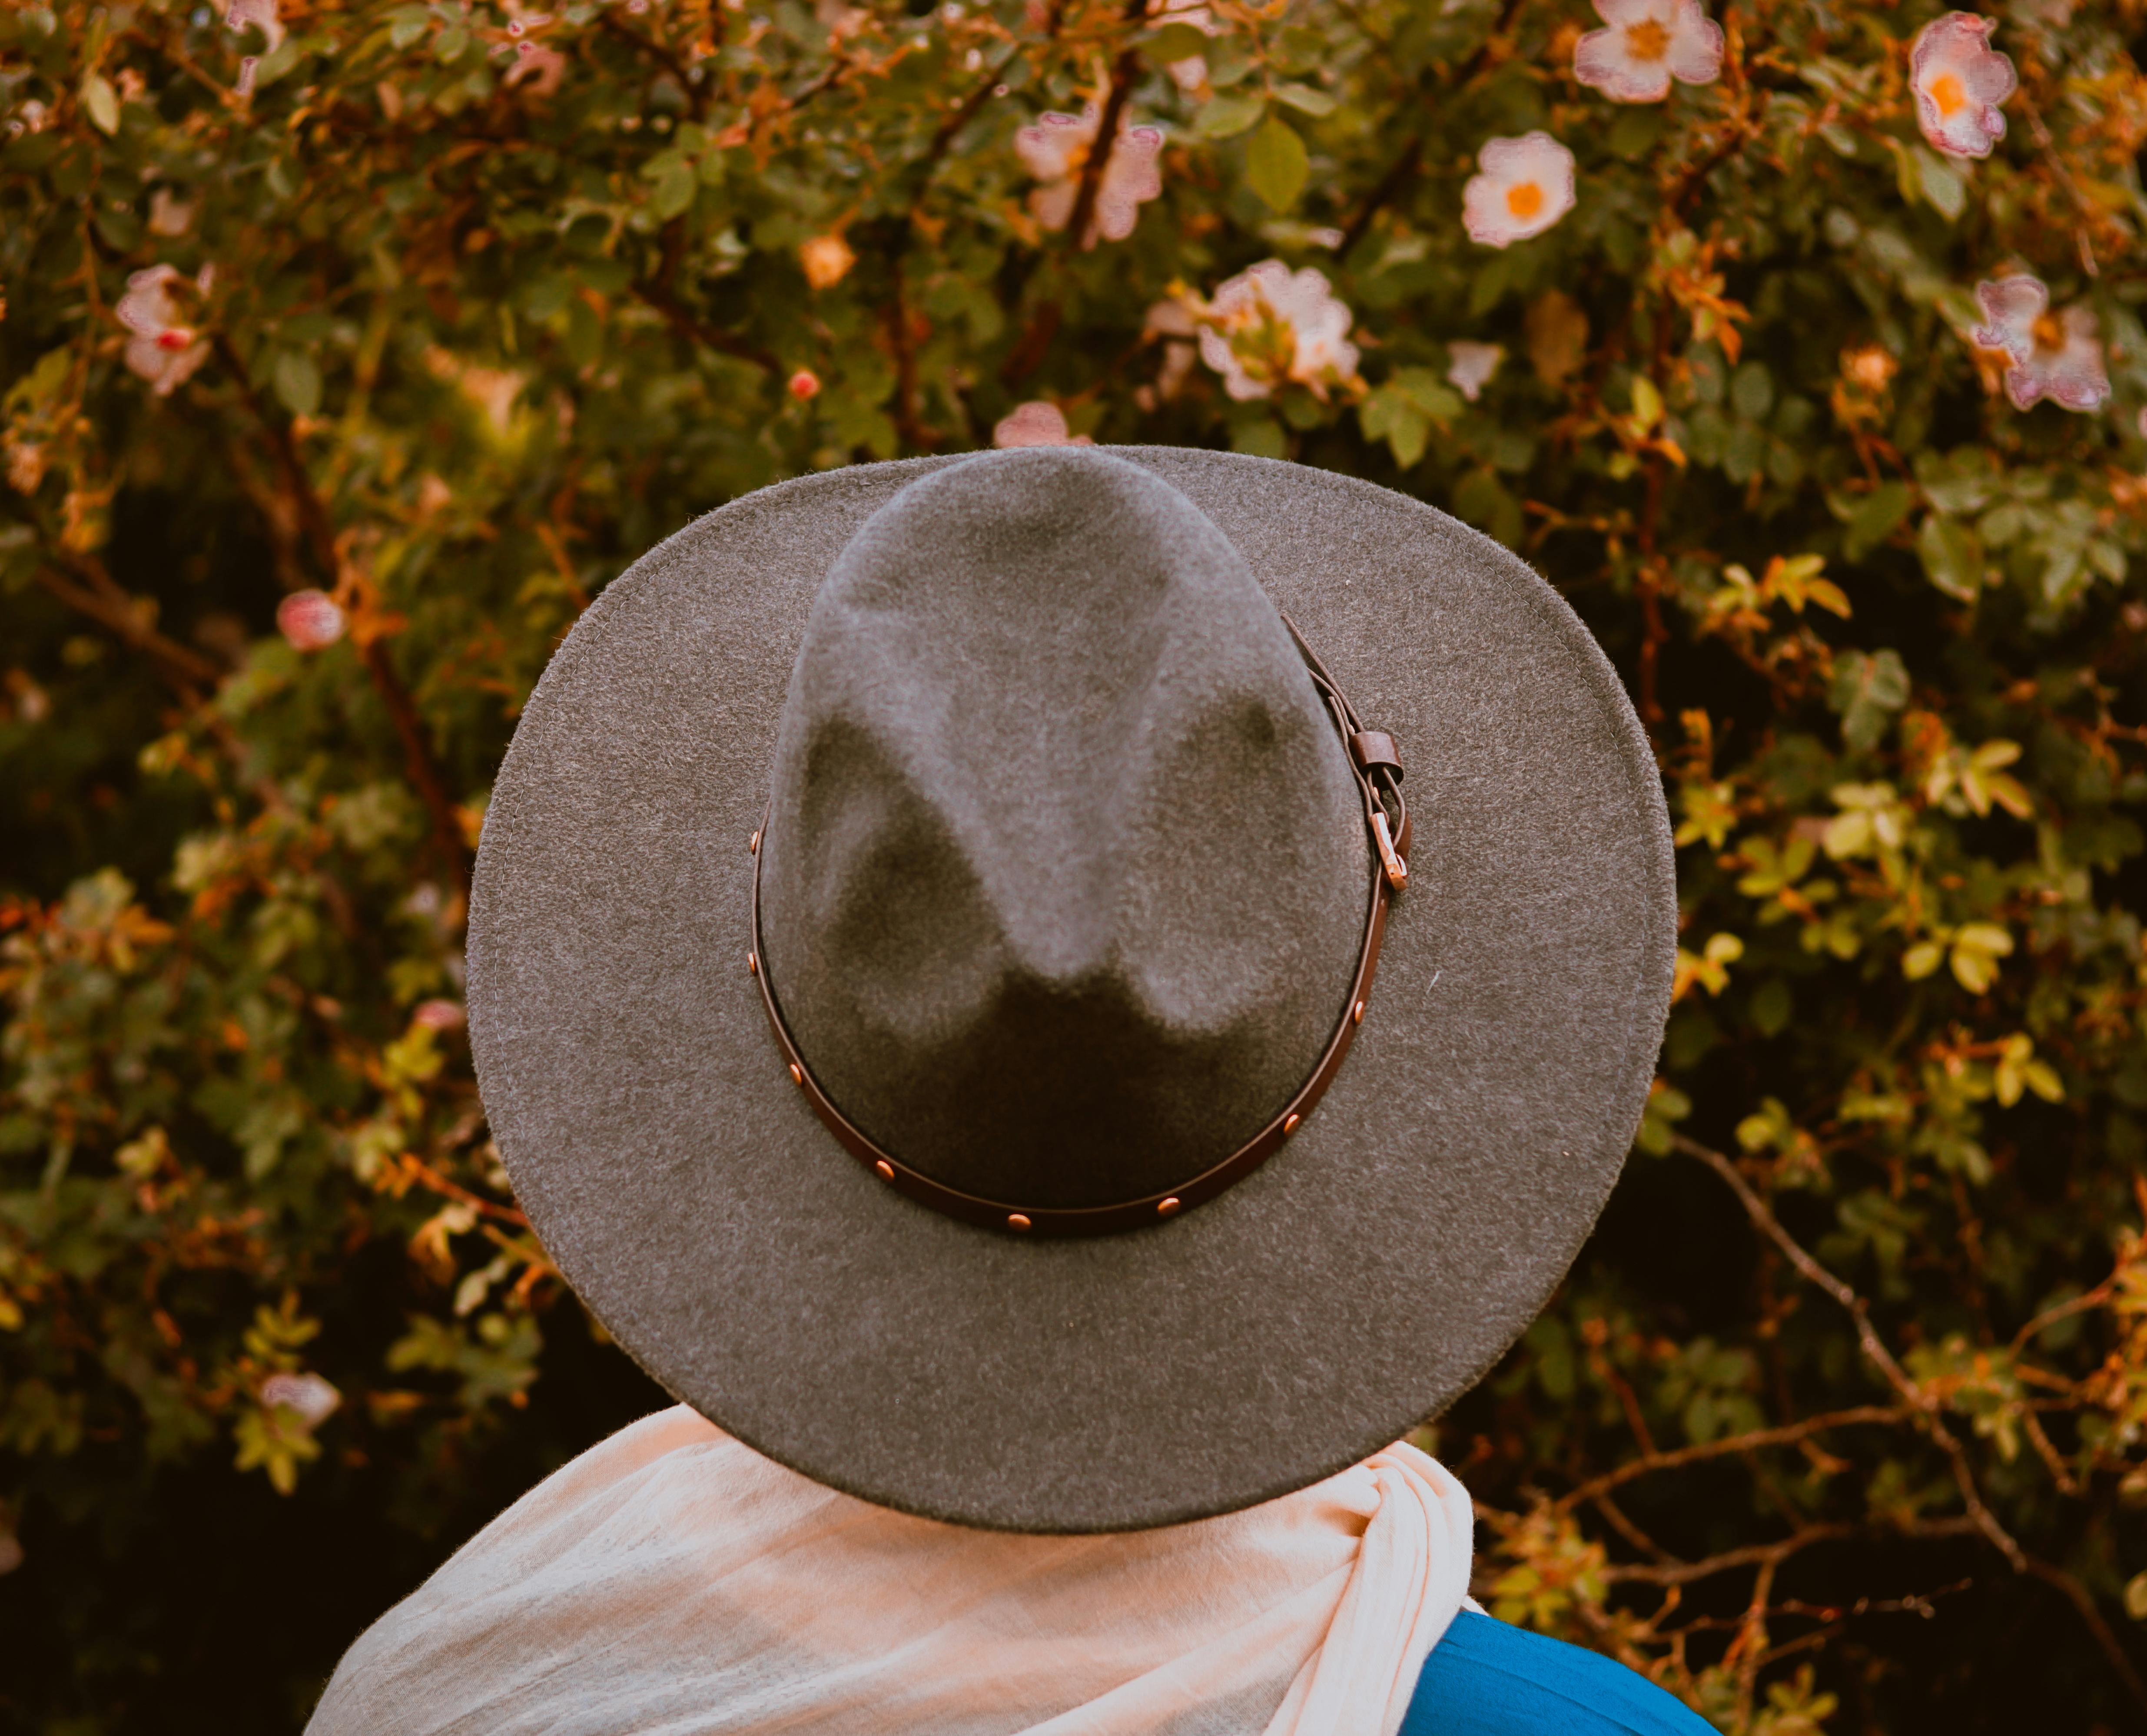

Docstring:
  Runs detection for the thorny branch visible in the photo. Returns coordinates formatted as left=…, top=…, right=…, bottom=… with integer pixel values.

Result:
left=1672, top=1133, right=2028, bottom=1570
left=1335, top=0, right=1527, bottom=258
left=213, top=337, right=475, bottom=896
left=1061, top=0, right=1151, bottom=260
left=1654, top=1139, right=2147, bottom=1713
left=1554, top=1406, right=1910, bottom=1514
left=33, top=554, right=222, bottom=694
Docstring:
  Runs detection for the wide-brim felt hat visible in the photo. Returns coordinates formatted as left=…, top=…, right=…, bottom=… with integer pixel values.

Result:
left=468, top=446, right=1675, bottom=1534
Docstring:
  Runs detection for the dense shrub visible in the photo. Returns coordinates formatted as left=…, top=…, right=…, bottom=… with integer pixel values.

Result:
left=7, top=0, right=2147, bottom=1727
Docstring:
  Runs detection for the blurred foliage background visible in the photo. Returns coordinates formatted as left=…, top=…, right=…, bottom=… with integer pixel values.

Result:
left=8, top=0, right=2147, bottom=1728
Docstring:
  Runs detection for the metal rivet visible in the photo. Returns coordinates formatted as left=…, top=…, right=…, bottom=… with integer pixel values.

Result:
left=1006, top=1213, right=1032, bottom=1232
left=1157, top=1196, right=1181, bottom=1216
left=788, top=1062, right=804, bottom=1087
left=747, top=951, right=758, bottom=976
left=750, top=829, right=761, bottom=854
left=1283, top=1113, right=1301, bottom=1136
left=1352, top=1000, right=1365, bottom=1024
left=874, top=1159, right=895, bottom=1182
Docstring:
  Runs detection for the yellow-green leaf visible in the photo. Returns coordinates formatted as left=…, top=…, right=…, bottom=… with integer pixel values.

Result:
left=1244, top=116, right=1309, bottom=212
left=81, top=72, right=120, bottom=136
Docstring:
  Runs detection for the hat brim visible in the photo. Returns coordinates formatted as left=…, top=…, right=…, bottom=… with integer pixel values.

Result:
left=468, top=448, right=1676, bottom=1533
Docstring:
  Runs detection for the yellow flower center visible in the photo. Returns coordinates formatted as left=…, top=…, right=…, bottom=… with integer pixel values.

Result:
left=1625, top=17, right=1670, bottom=60
left=1506, top=181, right=1545, bottom=219
left=1928, top=70, right=1967, bottom=117
left=2031, top=313, right=2063, bottom=352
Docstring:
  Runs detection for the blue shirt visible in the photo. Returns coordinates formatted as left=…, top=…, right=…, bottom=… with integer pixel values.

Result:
left=1403, top=1612, right=1717, bottom=1736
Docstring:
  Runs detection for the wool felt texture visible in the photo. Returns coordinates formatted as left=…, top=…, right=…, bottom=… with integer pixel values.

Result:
left=305, top=1405, right=1478, bottom=1736
left=759, top=451, right=1368, bottom=1208
left=467, top=445, right=1677, bottom=1534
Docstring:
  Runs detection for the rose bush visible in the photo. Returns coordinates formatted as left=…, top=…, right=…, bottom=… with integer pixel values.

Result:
left=7, top=0, right=2147, bottom=1727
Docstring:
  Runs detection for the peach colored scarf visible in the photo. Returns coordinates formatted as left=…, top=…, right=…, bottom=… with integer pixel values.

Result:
left=308, top=1407, right=1476, bottom=1736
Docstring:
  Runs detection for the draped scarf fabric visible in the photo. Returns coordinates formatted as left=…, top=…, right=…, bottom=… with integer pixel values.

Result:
left=308, top=1407, right=1477, bottom=1736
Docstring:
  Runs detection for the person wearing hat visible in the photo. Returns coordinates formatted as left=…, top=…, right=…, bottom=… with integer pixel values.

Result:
left=309, top=448, right=1703, bottom=1736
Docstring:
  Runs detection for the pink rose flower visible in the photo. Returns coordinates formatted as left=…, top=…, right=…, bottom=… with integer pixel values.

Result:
left=506, top=40, right=568, bottom=94
left=1148, top=0, right=1223, bottom=91
left=1193, top=262, right=1361, bottom=403
left=1015, top=104, right=1165, bottom=248
left=1909, top=13, right=2015, bottom=160
left=1573, top=0, right=1723, bottom=103
left=116, top=266, right=211, bottom=397
left=277, top=589, right=346, bottom=651
left=1971, top=275, right=2110, bottom=412
left=413, top=998, right=467, bottom=1031
left=260, top=1371, right=341, bottom=1427
left=993, top=401, right=1094, bottom=447
left=226, top=0, right=283, bottom=96
left=1462, top=133, right=1577, bottom=248
left=1447, top=342, right=1504, bottom=402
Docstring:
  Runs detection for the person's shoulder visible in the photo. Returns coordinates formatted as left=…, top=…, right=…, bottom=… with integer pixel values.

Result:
left=1401, top=1610, right=1718, bottom=1736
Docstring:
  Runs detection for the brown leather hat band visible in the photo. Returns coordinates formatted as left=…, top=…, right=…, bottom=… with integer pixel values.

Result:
left=747, top=622, right=1412, bottom=1238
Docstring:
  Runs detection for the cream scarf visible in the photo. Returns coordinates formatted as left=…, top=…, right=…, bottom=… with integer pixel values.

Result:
left=308, top=1407, right=1477, bottom=1736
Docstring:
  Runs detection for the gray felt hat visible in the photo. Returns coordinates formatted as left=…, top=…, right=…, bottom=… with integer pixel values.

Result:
left=467, top=446, right=1676, bottom=1534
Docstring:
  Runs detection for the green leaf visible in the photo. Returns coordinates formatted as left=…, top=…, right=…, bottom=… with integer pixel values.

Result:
left=272, top=351, right=322, bottom=419
left=1828, top=648, right=1911, bottom=752
left=1916, top=512, right=1983, bottom=603
left=388, top=6, right=432, bottom=48
left=1141, top=23, right=1211, bottom=63
left=1730, top=362, right=1773, bottom=423
left=1453, top=469, right=1522, bottom=547
left=1915, top=147, right=1967, bottom=220
left=1360, top=384, right=1431, bottom=470
left=1228, top=414, right=1287, bottom=458
left=2125, top=1571, right=2147, bottom=1623
left=1749, top=977, right=1793, bottom=1037
left=1271, top=82, right=1336, bottom=117
left=642, top=151, right=699, bottom=220
left=1391, top=366, right=1463, bottom=423
left=253, top=36, right=305, bottom=90
left=1608, top=107, right=1666, bottom=161
left=1844, top=480, right=1913, bottom=561
left=1243, top=116, right=1309, bottom=212
left=80, top=72, right=119, bottom=136
left=650, top=166, right=697, bottom=219
left=1195, top=92, right=1265, bottom=140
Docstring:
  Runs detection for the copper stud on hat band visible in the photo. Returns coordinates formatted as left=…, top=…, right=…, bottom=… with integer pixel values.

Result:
left=788, top=1062, right=804, bottom=1087
left=874, top=1160, right=895, bottom=1181
left=748, top=951, right=758, bottom=975
left=750, top=829, right=761, bottom=854
left=1283, top=1113, right=1301, bottom=1137
left=1007, top=1213, right=1032, bottom=1232
left=1157, top=1196, right=1181, bottom=1216
left=1352, top=1000, right=1365, bottom=1024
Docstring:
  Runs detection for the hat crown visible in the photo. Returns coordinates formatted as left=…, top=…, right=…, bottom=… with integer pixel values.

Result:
left=758, top=448, right=1367, bottom=1210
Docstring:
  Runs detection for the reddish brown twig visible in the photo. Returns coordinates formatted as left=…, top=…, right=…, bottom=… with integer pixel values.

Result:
left=596, top=9, right=710, bottom=119
left=213, top=336, right=474, bottom=894
left=2024, top=1556, right=2147, bottom=1714
left=632, top=280, right=783, bottom=375
left=1555, top=1406, right=1909, bottom=1514
left=33, top=556, right=221, bottom=693
left=1334, top=0, right=1526, bottom=257
left=1674, top=1135, right=2027, bottom=1570
left=1061, top=0, right=1148, bottom=257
